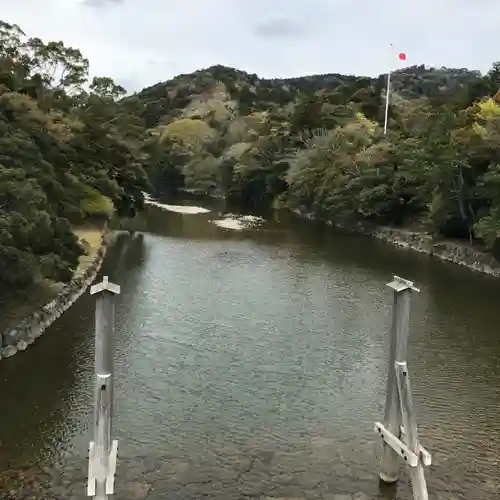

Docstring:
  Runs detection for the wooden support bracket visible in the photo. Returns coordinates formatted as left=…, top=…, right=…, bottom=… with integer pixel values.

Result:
left=106, top=439, right=119, bottom=495
left=90, top=276, right=121, bottom=296
left=419, top=446, right=432, bottom=467
left=374, top=422, right=418, bottom=466
left=87, top=442, right=95, bottom=497
left=87, top=439, right=119, bottom=497
left=375, top=423, right=431, bottom=468
left=395, top=361, right=429, bottom=499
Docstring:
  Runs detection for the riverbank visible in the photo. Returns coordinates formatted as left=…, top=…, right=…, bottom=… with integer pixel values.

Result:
left=292, top=209, right=500, bottom=278
left=372, top=226, right=500, bottom=277
left=147, top=191, right=500, bottom=278
left=0, top=225, right=110, bottom=360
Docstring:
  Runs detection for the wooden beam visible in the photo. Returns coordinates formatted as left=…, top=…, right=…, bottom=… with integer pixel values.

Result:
left=378, top=276, right=417, bottom=483
left=420, top=446, right=432, bottom=467
left=87, top=442, right=96, bottom=497
left=88, top=277, right=120, bottom=499
left=395, top=362, right=429, bottom=500
left=105, top=440, right=118, bottom=495
left=374, top=422, right=418, bottom=466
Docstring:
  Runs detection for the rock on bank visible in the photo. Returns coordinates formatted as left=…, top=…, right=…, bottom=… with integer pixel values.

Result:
left=373, top=226, right=500, bottom=278
left=0, top=228, right=111, bottom=360
left=293, top=209, right=500, bottom=278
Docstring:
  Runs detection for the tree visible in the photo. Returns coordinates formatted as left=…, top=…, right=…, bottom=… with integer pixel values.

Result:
left=125, top=52, right=500, bottom=262
left=0, top=19, right=150, bottom=294
left=23, top=37, right=89, bottom=94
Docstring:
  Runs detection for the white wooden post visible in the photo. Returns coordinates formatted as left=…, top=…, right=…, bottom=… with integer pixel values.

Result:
left=87, top=276, right=120, bottom=499
left=374, top=275, right=431, bottom=500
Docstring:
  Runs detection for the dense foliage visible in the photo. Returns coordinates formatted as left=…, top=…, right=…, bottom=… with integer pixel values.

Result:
left=3, top=19, right=500, bottom=298
left=0, top=21, right=150, bottom=293
left=137, top=62, right=500, bottom=259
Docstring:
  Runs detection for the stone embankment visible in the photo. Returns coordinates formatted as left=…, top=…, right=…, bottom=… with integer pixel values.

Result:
left=0, top=228, right=110, bottom=360
left=294, top=209, right=500, bottom=278
left=372, top=226, right=500, bottom=277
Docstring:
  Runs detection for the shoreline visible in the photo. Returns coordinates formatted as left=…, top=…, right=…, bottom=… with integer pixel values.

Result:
left=293, top=209, right=500, bottom=279
left=0, top=226, right=112, bottom=360
left=147, top=190, right=500, bottom=279
left=372, top=226, right=500, bottom=278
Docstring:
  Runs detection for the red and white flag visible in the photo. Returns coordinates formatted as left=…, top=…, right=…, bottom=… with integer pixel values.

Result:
left=390, top=44, right=407, bottom=62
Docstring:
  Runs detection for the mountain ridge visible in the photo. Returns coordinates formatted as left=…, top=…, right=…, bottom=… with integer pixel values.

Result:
left=135, top=60, right=500, bottom=260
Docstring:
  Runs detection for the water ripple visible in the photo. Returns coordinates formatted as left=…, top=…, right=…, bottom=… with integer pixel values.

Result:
left=0, top=208, right=499, bottom=499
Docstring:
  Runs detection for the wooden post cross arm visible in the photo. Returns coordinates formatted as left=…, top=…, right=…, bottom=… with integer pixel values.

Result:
left=90, top=276, right=121, bottom=296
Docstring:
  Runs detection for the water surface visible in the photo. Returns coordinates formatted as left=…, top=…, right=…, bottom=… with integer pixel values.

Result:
left=0, top=197, right=499, bottom=499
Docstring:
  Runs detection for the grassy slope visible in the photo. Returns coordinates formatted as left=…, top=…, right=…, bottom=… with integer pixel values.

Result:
left=73, top=225, right=104, bottom=277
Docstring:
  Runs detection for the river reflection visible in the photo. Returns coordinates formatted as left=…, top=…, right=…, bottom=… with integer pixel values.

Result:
left=0, top=198, right=499, bottom=500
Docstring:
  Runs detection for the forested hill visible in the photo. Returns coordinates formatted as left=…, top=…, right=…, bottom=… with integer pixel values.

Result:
left=136, top=61, right=500, bottom=259
left=136, top=64, right=485, bottom=127
left=2, top=18, right=500, bottom=297
left=0, top=20, right=150, bottom=294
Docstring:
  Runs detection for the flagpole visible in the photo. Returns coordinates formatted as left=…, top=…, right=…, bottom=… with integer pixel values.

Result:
left=383, top=45, right=406, bottom=135
left=383, top=70, right=391, bottom=135
left=384, top=43, right=395, bottom=135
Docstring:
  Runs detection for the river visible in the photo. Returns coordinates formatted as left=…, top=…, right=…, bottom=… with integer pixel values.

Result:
left=0, top=195, right=499, bottom=500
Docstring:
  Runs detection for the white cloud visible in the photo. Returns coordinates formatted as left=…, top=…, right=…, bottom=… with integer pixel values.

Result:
left=0, top=0, right=498, bottom=92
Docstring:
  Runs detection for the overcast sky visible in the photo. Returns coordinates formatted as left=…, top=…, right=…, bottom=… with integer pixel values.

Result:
left=1, top=0, right=498, bottom=92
